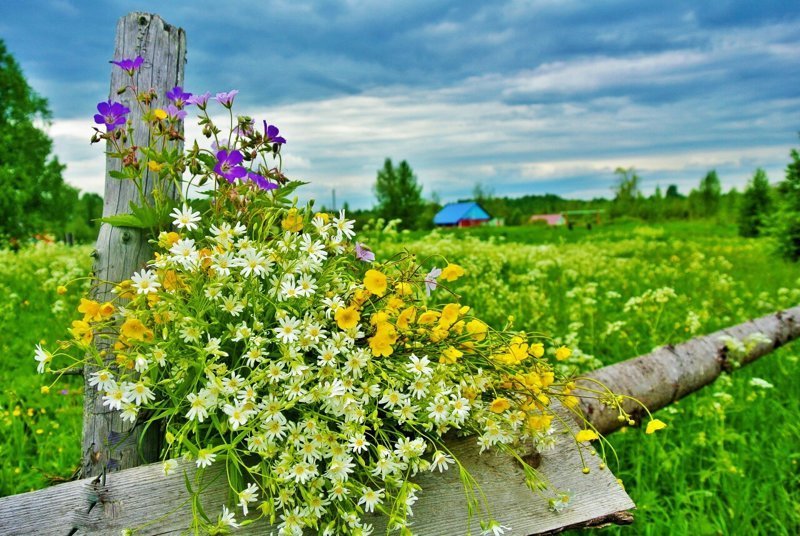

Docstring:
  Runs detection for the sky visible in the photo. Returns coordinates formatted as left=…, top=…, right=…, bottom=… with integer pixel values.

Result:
left=2, top=0, right=799, bottom=209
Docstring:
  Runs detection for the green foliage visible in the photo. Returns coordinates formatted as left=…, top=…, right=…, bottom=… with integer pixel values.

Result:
left=373, top=158, right=425, bottom=229
left=689, top=169, right=722, bottom=218
left=0, top=40, right=81, bottom=240
left=611, top=167, right=642, bottom=218
left=771, top=148, right=800, bottom=261
left=738, top=168, right=772, bottom=237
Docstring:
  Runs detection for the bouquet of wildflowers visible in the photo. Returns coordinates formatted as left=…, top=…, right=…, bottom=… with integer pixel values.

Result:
left=34, top=56, right=649, bottom=536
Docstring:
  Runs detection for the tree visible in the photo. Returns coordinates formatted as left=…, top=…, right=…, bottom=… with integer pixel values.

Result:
left=610, top=167, right=641, bottom=218
left=737, top=169, right=772, bottom=237
left=373, top=158, right=425, bottom=229
left=0, top=39, right=76, bottom=239
left=690, top=170, right=722, bottom=218
left=771, top=148, right=800, bottom=260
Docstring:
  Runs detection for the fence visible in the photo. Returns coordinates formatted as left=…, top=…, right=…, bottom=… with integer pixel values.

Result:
left=0, top=12, right=798, bottom=536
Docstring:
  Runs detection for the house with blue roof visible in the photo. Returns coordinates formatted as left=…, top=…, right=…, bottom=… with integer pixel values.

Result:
left=433, top=201, right=492, bottom=227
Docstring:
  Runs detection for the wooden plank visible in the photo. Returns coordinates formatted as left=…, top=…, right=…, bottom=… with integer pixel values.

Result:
left=579, top=306, right=800, bottom=434
left=82, top=12, right=186, bottom=479
left=0, top=406, right=633, bottom=536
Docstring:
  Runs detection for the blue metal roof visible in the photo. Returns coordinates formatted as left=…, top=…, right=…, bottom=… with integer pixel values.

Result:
left=433, top=202, right=491, bottom=225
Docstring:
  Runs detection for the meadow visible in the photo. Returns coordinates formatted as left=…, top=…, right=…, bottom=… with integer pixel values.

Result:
left=1, top=220, right=799, bottom=535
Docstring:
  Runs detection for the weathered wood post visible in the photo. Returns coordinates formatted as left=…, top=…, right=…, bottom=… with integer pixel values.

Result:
left=82, top=12, right=186, bottom=478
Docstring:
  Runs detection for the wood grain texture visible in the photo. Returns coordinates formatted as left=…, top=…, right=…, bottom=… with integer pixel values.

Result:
left=579, top=306, right=800, bottom=434
left=82, top=12, right=185, bottom=478
left=0, top=406, right=633, bottom=535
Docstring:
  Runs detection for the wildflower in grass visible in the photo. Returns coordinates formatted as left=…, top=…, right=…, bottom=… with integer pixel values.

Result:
left=219, top=505, right=239, bottom=528
left=111, top=55, right=143, bottom=74
left=645, top=419, right=667, bottom=434
left=749, top=377, right=774, bottom=389
left=213, top=149, right=247, bottom=183
left=282, top=208, right=304, bottom=232
left=57, top=285, right=67, bottom=295
left=34, top=344, right=52, bottom=374
left=214, top=89, right=239, bottom=107
left=166, top=86, right=192, bottom=108
left=130, top=269, right=160, bottom=294
left=94, top=101, right=130, bottom=131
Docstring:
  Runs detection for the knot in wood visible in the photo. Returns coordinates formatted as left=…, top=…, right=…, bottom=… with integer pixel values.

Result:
left=121, top=230, right=132, bottom=243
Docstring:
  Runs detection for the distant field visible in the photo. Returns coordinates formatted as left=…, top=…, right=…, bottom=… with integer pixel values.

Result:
left=2, top=221, right=799, bottom=535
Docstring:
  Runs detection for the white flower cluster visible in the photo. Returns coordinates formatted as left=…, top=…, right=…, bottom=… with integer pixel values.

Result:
left=79, top=208, right=548, bottom=535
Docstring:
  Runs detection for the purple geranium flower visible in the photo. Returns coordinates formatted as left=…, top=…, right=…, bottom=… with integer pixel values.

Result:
left=247, top=171, right=278, bottom=191
left=214, top=90, right=239, bottom=107
left=263, top=121, right=286, bottom=145
left=424, top=267, right=442, bottom=296
left=166, top=104, right=187, bottom=121
left=355, top=243, right=375, bottom=263
left=93, top=100, right=130, bottom=132
left=214, top=149, right=247, bottom=183
left=111, top=56, right=144, bottom=75
left=187, top=92, right=211, bottom=108
left=166, top=86, right=192, bottom=108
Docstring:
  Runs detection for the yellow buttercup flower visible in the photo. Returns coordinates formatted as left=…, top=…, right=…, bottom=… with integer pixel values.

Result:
left=70, top=320, right=93, bottom=344
left=98, top=302, right=115, bottom=318
left=529, top=342, right=545, bottom=358
left=335, top=307, right=361, bottom=330
left=120, top=318, right=153, bottom=342
left=363, top=269, right=388, bottom=297
left=555, top=346, right=572, bottom=361
left=439, top=263, right=465, bottom=282
left=394, top=282, right=413, bottom=296
left=646, top=419, right=667, bottom=434
left=466, top=319, right=487, bottom=341
left=417, top=310, right=440, bottom=325
left=439, top=346, right=463, bottom=364
left=281, top=208, right=304, bottom=232
left=396, top=306, right=416, bottom=330
left=575, top=429, right=599, bottom=442
left=56, top=285, right=67, bottom=295
left=148, top=160, right=165, bottom=172
left=78, top=298, right=102, bottom=322
left=489, top=397, right=511, bottom=413
left=153, top=108, right=168, bottom=120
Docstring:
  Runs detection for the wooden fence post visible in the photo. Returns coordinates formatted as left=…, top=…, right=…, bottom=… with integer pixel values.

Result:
left=81, top=12, right=186, bottom=478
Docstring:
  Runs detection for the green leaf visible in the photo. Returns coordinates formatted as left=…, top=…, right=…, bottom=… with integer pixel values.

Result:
left=108, top=170, right=129, bottom=180
left=100, top=213, right=146, bottom=228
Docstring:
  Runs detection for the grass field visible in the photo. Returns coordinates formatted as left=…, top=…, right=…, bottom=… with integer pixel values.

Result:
left=1, top=221, right=799, bottom=535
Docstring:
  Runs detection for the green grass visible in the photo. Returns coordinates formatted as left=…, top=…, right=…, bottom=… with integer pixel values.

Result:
left=1, top=222, right=799, bottom=535
left=368, top=220, right=800, bottom=535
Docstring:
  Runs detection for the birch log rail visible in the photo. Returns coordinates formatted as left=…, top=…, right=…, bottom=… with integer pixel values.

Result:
left=577, top=306, right=800, bottom=434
